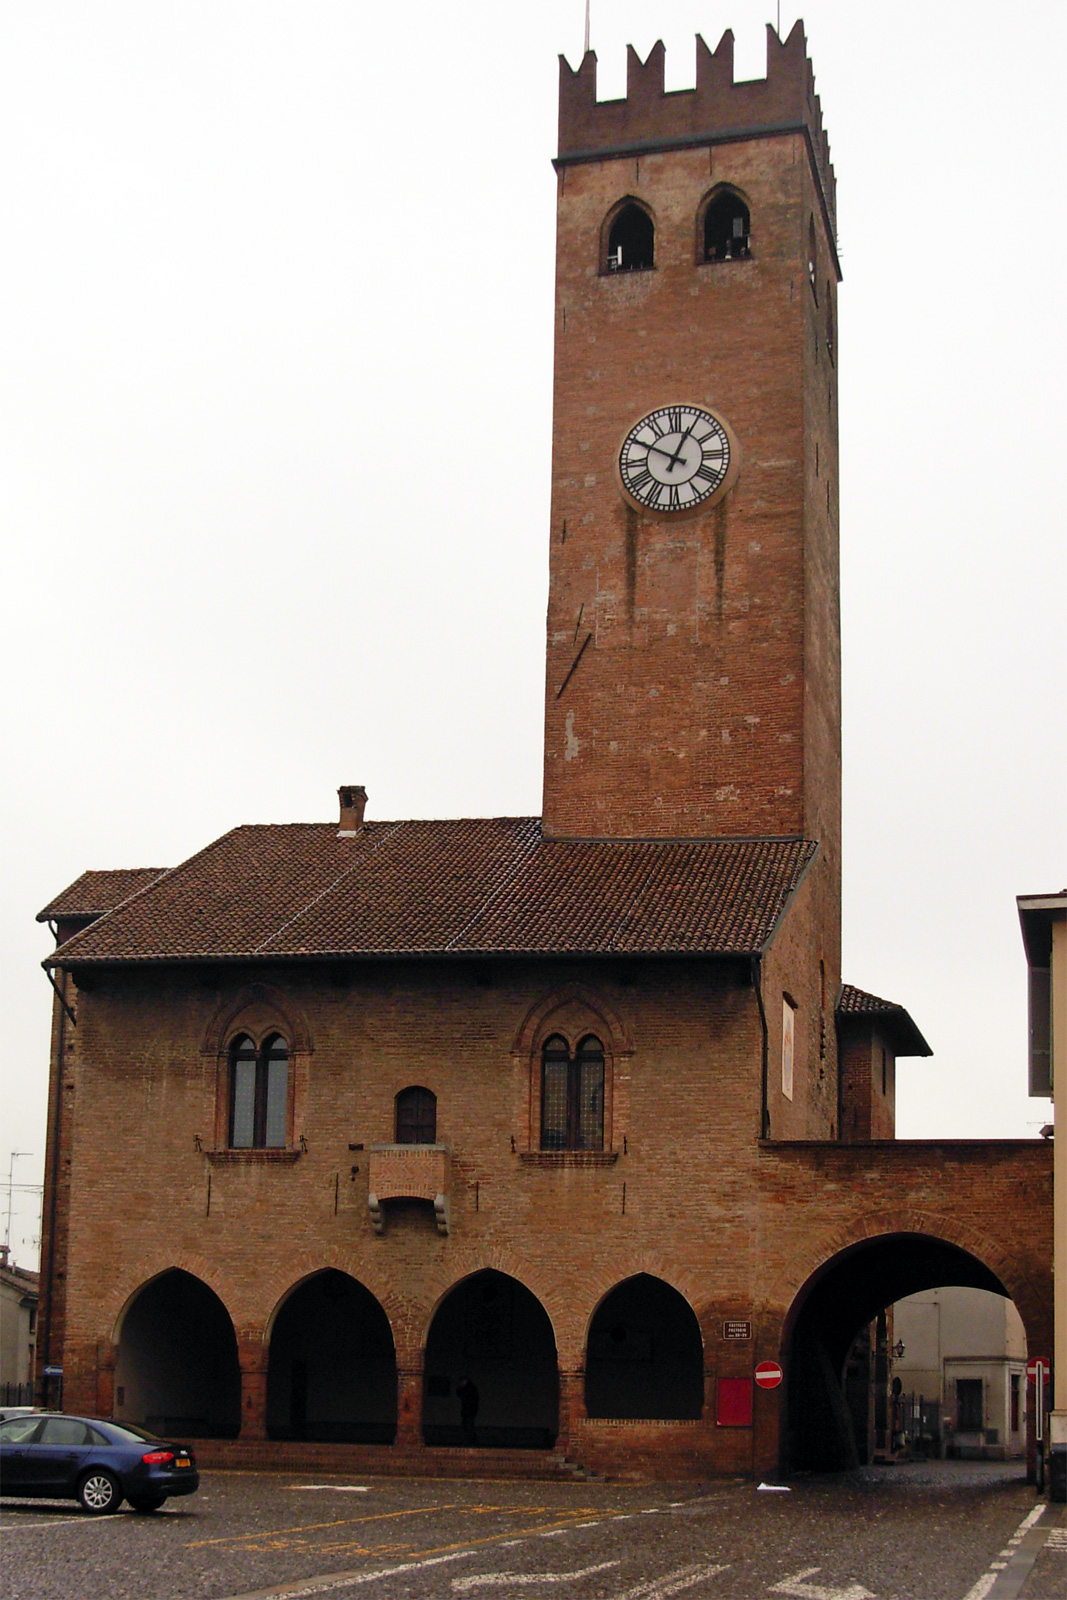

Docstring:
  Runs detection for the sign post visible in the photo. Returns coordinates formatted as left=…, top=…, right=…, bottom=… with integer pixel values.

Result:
left=1026, top=1357, right=1050, bottom=1492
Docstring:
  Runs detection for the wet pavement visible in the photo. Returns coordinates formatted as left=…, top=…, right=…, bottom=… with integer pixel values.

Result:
left=2, top=1460, right=1064, bottom=1600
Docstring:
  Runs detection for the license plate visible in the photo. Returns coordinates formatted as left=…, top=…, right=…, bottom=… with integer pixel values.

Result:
left=175, top=1458, right=191, bottom=1468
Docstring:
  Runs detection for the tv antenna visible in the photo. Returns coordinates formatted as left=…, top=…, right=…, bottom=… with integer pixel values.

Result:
left=4, top=1151, right=32, bottom=1258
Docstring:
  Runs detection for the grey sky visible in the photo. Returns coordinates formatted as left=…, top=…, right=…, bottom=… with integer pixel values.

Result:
left=2, top=1, right=1063, bottom=1268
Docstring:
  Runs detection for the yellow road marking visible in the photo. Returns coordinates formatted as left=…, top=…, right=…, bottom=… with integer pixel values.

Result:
left=188, top=1502, right=580, bottom=1551
left=198, top=1508, right=604, bottom=1560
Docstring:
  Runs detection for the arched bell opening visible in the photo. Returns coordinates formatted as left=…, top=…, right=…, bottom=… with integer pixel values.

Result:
left=603, top=200, right=654, bottom=273
left=782, top=1233, right=1031, bottom=1472
left=422, top=1269, right=559, bottom=1448
left=701, top=188, right=751, bottom=261
left=585, top=1273, right=703, bottom=1420
left=266, top=1270, right=397, bottom=1443
left=113, top=1269, right=241, bottom=1438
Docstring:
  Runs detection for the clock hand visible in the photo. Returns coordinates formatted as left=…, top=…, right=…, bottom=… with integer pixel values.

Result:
left=660, top=421, right=697, bottom=474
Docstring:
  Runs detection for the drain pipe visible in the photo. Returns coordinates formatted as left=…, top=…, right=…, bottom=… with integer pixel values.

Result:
left=40, top=958, right=73, bottom=1408
left=751, top=954, right=770, bottom=1139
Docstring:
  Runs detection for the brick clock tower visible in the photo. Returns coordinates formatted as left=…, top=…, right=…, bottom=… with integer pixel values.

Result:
left=543, top=25, right=840, bottom=904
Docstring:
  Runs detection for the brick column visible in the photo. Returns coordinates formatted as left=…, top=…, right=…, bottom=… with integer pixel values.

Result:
left=238, top=1344, right=268, bottom=1441
left=557, top=1369, right=586, bottom=1455
left=395, top=1367, right=423, bottom=1453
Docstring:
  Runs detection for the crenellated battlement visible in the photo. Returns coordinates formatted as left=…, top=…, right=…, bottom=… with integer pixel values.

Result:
left=558, top=21, right=835, bottom=231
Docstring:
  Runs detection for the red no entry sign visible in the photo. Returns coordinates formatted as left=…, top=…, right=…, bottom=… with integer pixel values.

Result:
left=1026, top=1357, right=1050, bottom=1381
left=754, top=1360, right=783, bottom=1390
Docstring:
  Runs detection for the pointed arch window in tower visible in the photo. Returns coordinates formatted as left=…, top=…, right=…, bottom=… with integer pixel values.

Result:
left=607, top=204, right=654, bottom=272
left=703, top=191, right=750, bottom=261
left=808, top=215, right=818, bottom=299
left=540, top=1034, right=604, bottom=1150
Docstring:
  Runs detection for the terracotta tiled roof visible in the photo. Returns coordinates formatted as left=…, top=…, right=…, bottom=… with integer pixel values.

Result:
left=44, top=819, right=817, bottom=967
left=37, top=868, right=169, bottom=924
left=836, top=983, right=932, bottom=1057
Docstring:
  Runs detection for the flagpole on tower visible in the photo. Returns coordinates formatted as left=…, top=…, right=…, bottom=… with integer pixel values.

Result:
left=584, top=0, right=591, bottom=57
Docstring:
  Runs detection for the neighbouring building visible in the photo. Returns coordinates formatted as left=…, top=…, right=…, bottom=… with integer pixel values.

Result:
left=1018, top=890, right=1066, bottom=1500
left=892, top=1287, right=1027, bottom=1461
left=33, top=22, right=1053, bottom=1482
left=0, top=1247, right=39, bottom=1406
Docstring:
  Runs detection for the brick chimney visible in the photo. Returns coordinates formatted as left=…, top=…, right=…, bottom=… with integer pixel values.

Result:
left=337, top=785, right=367, bottom=837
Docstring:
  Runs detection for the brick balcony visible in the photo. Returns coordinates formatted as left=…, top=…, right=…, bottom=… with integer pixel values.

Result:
left=367, top=1144, right=450, bottom=1235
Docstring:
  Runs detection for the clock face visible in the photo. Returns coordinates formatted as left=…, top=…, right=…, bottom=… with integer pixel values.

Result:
left=618, top=405, right=734, bottom=513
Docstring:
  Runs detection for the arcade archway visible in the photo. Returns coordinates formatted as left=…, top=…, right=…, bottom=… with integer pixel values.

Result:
left=783, top=1233, right=1027, bottom=1471
left=266, top=1270, right=397, bottom=1443
left=113, top=1269, right=241, bottom=1438
left=585, top=1274, right=703, bottom=1420
left=422, top=1270, right=558, bottom=1448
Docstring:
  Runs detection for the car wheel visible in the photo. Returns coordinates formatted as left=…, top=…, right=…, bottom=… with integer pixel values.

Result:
left=77, top=1470, right=123, bottom=1514
left=128, top=1494, right=167, bottom=1513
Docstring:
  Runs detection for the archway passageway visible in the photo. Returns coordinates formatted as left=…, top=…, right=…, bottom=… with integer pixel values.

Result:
left=113, top=1269, right=241, bottom=1438
left=784, top=1234, right=1028, bottom=1471
left=422, top=1270, right=558, bottom=1448
left=266, top=1270, right=397, bottom=1443
left=585, top=1274, right=703, bottom=1421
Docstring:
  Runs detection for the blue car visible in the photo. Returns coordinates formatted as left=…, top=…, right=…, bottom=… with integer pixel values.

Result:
left=0, top=1412, right=199, bottom=1513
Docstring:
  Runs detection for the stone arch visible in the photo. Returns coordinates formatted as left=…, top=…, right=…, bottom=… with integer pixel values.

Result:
left=512, top=983, right=633, bottom=1059
left=264, top=1268, right=397, bottom=1443
left=584, top=1272, right=704, bottom=1421
left=771, top=1206, right=1043, bottom=1337
left=199, top=982, right=314, bottom=1057
left=112, top=1267, right=241, bottom=1439
left=254, top=1248, right=416, bottom=1366
left=422, top=1267, right=559, bottom=1449
left=776, top=1219, right=1045, bottom=1472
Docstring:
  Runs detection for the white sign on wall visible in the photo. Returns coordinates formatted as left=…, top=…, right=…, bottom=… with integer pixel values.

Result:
left=782, top=998, right=795, bottom=1102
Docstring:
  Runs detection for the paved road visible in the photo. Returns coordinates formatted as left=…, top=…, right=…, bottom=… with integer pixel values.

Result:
left=2, top=1462, right=1064, bottom=1600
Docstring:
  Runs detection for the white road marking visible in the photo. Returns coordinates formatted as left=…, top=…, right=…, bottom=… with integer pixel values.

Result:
left=769, top=1570, right=875, bottom=1600
left=1046, top=1528, right=1067, bottom=1548
left=575, top=1520, right=600, bottom=1527
left=0, top=1513, right=123, bottom=1532
left=453, top=1561, right=619, bottom=1591
left=959, top=1503, right=1049, bottom=1600
left=609, top=1563, right=730, bottom=1599
left=222, top=1547, right=474, bottom=1600
left=287, top=1485, right=370, bottom=1494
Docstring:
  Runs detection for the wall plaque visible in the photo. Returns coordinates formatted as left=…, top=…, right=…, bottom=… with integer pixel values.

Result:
left=722, top=1319, right=752, bottom=1341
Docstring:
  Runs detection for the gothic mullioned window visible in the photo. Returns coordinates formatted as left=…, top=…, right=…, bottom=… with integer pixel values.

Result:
left=395, top=1086, right=437, bottom=1145
left=540, top=1034, right=604, bottom=1150
left=229, top=1033, right=288, bottom=1148
left=605, top=201, right=654, bottom=273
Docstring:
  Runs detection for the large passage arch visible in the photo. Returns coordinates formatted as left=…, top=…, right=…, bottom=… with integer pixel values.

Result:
left=585, top=1274, right=704, bottom=1420
left=113, top=1269, right=241, bottom=1438
left=783, top=1232, right=1027, bottom=1471
left=266, top=1270, right=397, bottom=1442
left=422, top=1269, right=559, bottom=1448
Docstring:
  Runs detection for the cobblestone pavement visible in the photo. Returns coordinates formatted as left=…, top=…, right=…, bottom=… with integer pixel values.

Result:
left=2, top=1461, right=1064, bottom=1600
